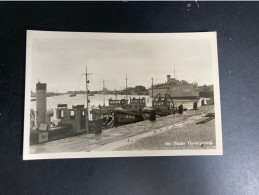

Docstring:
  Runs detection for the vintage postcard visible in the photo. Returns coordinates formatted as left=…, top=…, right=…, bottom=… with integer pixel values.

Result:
left=23, top=30, right=222, bottom=160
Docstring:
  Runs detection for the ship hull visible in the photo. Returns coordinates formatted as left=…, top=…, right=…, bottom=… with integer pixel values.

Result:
left=114, top=113, right=143, bottom=126
left=113, top=109, right=143, bottom=126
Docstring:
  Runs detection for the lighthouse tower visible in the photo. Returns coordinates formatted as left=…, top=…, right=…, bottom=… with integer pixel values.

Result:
left=36, top=82, right=47, bottom=126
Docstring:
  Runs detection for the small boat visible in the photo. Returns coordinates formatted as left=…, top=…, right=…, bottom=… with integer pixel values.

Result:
left=69, top=94, right=76, bottom=97
left=153, top=94, right=177, bottom=116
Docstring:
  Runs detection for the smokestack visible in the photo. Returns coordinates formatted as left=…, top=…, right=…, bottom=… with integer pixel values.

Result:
left=167, top=75, right=171, bottom=82
left=36, top=82, right=47, bottom=126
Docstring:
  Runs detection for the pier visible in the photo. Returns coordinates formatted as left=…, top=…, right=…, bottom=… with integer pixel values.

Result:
left=30, top=105, right=215, bottom=154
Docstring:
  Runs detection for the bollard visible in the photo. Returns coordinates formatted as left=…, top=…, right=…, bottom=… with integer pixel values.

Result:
left=150, top=110, right=156, bottom=121
left=193, top=102, right=198, bottom=109
left=178, top=104, right=183, bottom=114
left=95, top=118, right=103, bottom=134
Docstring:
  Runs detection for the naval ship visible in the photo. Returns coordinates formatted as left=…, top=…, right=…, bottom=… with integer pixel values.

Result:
left=149, top=75, right=200, bottom=99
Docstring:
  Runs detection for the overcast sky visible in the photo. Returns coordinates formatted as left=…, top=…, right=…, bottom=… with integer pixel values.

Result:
left=31, top=36, right=213, bottom=93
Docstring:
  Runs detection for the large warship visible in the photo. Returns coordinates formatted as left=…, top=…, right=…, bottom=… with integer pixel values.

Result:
left=149, top=75, right=200, bottom=99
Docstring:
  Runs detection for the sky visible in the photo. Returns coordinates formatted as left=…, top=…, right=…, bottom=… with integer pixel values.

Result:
left=31, top=36, right=214, bottom=93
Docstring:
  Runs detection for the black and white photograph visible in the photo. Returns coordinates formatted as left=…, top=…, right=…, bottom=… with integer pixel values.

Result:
left=23, top=30, right=222, bottom=159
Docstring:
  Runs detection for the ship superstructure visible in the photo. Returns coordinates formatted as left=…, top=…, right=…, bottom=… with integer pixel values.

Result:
left=149, top=75, right=200, bottom=99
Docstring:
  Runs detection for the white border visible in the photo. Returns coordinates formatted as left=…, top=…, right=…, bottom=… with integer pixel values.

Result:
left=23, top=31, right=223, bottom=160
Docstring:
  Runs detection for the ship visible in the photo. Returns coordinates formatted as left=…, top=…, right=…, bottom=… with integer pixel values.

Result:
left=152, top=94, right=178, bottom=116
left=91, top=97, right=156, bottom=127
left=149, top=75, right=200, bottom=99
left=91, top=74, right=156, bottom=126
left=113, top=97, right=156, bottom=126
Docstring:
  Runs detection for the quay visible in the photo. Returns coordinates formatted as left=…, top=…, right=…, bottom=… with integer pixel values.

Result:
left=30, top=105, right=215, bottom=154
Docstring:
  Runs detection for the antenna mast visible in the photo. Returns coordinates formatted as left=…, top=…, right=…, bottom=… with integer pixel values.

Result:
left=152, top=77, right=154, bottom=107
left=115, top=89, right=117, bottom=100
left=85, top=66, right=89, bottom=110
left=126, top=74, right=128, bottom=99
left=174, top=66, right=176, bottom=79
left=102, top=79, right=107, bottom=106
left=85, top=66, right=91, bottom=118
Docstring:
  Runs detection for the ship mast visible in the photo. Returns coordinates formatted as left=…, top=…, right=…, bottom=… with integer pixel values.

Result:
left=125, top=74, right=128, bottom=100
left=151, top=77, right=154, bottom=108
left=174, top=66, right=176, bottom=79
left=102, top=79, right=106, bottom=106
left=85, top=66, right=89, bottom=111
left=85, top=66, right=91, bottom=119
left=115, top=89, right=117, bottom=100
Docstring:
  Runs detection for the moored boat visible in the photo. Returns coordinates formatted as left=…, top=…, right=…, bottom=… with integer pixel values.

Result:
left=69, top=93, right=76, bottom=97
left=152, top=94, right=178, bottom=116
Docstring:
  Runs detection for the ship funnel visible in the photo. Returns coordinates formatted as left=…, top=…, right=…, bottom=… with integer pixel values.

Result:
left=167, top=75, right=171, bottom=82
left=36, top=82, right=47, bottom=126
